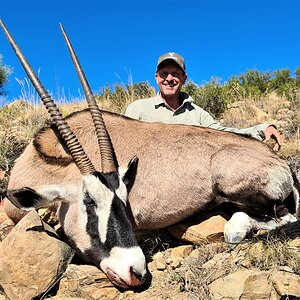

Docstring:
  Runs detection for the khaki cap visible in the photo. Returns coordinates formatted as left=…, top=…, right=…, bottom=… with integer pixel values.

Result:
left=156, top=52, right=186, bottom=72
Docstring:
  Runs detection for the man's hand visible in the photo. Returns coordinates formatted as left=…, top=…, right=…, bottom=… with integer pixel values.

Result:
left=264, top=125, right=282, bottom=152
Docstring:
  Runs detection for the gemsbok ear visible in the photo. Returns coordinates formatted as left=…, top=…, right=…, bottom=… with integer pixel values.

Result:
left=120, top=156, right=139, bottom=193
left=6, top=184, right=76, bottom=210
left=6, top=187, right=45, bottom=210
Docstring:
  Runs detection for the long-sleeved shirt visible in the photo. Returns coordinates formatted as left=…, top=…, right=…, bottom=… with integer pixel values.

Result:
left=124, top=92, right=270, bottom=141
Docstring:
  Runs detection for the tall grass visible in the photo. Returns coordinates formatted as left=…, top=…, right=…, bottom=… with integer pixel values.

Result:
left=95, top=81, right=155, bottom=113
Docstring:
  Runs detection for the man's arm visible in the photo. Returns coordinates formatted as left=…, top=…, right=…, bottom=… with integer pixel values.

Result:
left=198, top=108, right=282, bottom=151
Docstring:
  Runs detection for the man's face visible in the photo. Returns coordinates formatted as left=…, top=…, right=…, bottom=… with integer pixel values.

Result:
left=155, top=63, right=187, bottom=99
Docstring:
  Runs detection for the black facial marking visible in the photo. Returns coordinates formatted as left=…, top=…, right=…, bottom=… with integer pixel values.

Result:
left=94, top=171, right=120, bottom=191
left=83, top=195, right=97, bottom=208
left=82, top=181, right=138, bottom=266
left=106, top=194, right=138, bottom=248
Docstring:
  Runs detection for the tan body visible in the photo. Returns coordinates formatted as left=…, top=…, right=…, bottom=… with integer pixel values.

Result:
left=5, top=109, right=297, bottom=231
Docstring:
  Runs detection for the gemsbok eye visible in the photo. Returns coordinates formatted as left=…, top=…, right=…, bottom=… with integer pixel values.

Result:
left=84, top=197, right=97, bottom=208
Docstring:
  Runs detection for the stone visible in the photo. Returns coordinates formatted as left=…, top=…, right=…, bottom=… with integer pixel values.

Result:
left=209, top=268, right=300, bottom=300
left=209, top=269, right=251, bottom=299
left=202, top=252, right=230, bottom=269
left=152, top=251, right=164, bottom=260
left=38, top=207, right=59, bottom=226
left=242, top=272, right=272, bottom=299
left=0, top=205, right=14, bottom=241
left=288, top=237, right=300, bottom=248
left=0, top=210, right=74, bottom=300
left=272, top=271, right=300, bottom=297
left=170, top=258, right=182, bottom=269
left=155, top=259, right=167, bottom=271
left=170, top=245, right=193, bottom=259
left=168, top=215, right=227, bottom=243
left=49, top=297, right=85, bottom=300
left=56, top=264, right=121, bottom=299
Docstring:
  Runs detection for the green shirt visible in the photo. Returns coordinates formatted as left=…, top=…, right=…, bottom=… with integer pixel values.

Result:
left=124, top=92, right=270, bottom=141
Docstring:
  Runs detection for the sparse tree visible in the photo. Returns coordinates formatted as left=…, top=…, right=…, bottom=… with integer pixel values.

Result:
left=0, top=55, right=11, bottom=96
left=270, top=69, right=291, bottom=90
left=295, top=66, right=300, bottom=85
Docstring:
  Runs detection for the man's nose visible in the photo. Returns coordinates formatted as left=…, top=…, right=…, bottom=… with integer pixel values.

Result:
left=165, top=73, right=174, bottom=81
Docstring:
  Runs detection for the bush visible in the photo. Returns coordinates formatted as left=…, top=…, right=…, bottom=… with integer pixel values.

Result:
left=0, top=55, right=11, bottom=96
left=95, top=81, right=155, bottom=113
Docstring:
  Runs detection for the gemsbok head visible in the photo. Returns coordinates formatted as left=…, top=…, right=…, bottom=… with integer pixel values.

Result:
left=0, top=20, right=147, bottom=289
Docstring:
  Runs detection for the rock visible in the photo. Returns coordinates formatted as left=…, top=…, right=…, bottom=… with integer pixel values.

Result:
left=169, top=258, right=182, bottom=269
left=201, top=252, right=230, bottom=269
left=152, top=251, right=164, bottom=260
left=209, top=269, right=270, bottom=300
left=242, top=272, right=273, bottom=299
left=188, top=247, right=202, bottom=260
left=46, top=296, right=85, bottom=300
left=119, top=290, right=135, bottom=299
left=288, top=237, right=300, bottom=248
left=147, top=261, right=157, bottom=272
left=209, top=269, right=300, bottom=300
left=170, top=245, right=193, bottom=259
left=0, top=210, right=74, bottom=300
left=272, top=271, right=300, bottom=297
left=38, top=207, right=59, bottom=226
left=0, top=205, right=14, bottom=241
left=56, top=264, right=121, bottom=299
left=168, top=215, right=227, bottom=243
left=155, top=259, right=167, bottom=271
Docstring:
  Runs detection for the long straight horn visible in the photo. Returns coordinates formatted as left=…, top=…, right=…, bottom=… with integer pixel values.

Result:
left=0, top=20, right=95, bottom=175
left=59, top=23, right=117, bottom=174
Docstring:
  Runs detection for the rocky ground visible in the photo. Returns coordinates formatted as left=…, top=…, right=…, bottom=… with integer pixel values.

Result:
left=1, top=202, right=300, bottom=300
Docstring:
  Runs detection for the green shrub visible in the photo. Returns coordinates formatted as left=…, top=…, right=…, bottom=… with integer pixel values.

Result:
left=183, top=79, right=233, bottom=118
left=0, top=55, right=11, bottom=96
left=95, top=81, right=155, bottom=113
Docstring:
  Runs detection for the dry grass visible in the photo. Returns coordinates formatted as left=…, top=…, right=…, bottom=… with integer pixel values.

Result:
left=246, top=237, right=300, bottom=274
left=174, top=242, right=231, bottom=299
left=221, top=92, right=300, bottom=172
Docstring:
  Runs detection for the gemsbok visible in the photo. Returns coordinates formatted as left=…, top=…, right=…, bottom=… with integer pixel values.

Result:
left=1, top=21, right=300, bottom=289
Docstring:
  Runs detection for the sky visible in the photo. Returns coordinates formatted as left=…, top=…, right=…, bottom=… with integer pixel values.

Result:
left=0, top=0, right=299, bottom=105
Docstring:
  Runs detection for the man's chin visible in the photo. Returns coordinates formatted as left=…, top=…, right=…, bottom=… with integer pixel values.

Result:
left=161, top=90, right=179, bottom=98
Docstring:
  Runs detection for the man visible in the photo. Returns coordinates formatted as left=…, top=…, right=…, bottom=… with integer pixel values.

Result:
left=125, top=52, right=282, bottom=151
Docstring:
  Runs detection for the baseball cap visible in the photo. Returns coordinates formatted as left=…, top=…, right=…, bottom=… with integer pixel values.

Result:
left=156, top=52, right=186, bottom=72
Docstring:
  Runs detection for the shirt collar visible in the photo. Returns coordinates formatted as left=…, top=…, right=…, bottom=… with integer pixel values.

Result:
left=154, top=92, right=194, bottom=110
left=154, top=92, right=165, bottom=108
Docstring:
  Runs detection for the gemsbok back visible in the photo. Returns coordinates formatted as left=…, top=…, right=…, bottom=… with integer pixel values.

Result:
left=1, top=21, right=300, bottom=289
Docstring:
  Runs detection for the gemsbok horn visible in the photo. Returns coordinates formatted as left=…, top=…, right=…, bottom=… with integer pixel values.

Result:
left=0, top=19, right=147, bottom=289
